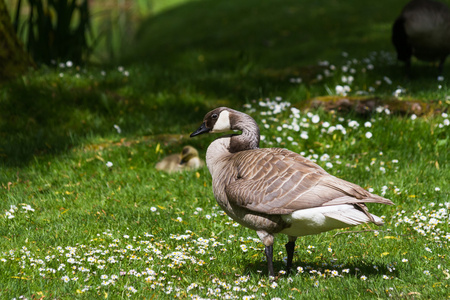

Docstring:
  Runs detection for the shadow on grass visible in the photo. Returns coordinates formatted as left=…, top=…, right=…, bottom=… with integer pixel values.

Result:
left=244, top=257, right=398, bottom=279
left=127, top=0, right=402, bottom=69
left=125, top=0, right=448, bottom=97
left=0, top=73, right=208, bottom=169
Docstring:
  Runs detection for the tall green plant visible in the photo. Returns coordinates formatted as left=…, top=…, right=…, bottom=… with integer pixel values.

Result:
left=17, top=0, right=92, bottom=64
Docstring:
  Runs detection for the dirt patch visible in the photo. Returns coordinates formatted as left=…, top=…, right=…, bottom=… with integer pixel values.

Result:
left=303, top=96, right=447, bottom=117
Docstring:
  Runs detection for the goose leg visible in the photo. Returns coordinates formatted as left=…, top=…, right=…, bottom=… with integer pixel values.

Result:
left=265, top=245, right=274, bottom=278
left=257, top=230, right=275, bottom=278
left=285, top=237, right=296, bottom=274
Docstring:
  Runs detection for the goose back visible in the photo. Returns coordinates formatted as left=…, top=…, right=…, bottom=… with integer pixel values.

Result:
left=205, top=134, right=392, bottom=234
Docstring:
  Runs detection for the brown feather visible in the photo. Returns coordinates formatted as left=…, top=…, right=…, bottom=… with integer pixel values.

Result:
left=225, top=148, right=393, bottom=215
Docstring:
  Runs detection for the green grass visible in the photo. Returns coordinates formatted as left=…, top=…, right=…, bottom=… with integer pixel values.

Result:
left=1, top=0, right=450, bottom=298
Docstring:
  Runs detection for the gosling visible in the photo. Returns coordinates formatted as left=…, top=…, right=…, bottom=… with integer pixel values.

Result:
left=155, top=146, right=204, bottom=173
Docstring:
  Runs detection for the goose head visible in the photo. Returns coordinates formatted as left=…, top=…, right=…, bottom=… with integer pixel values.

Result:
left=190, top=107, right=260, bottom=152
left=190, top=107, right=233, bottom=136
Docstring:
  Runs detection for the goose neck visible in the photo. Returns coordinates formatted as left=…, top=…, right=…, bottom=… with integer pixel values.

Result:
left=229, top=112, right=260, bottom=152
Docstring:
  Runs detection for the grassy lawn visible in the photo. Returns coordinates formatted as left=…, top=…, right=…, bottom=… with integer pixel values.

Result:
left=1, top=0, right=449, bottom=298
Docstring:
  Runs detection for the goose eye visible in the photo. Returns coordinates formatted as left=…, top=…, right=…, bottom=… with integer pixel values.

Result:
left=211, top=113, right=218, bottom=119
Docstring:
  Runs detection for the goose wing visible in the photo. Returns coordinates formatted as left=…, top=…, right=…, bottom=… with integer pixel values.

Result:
left=225, top=148, right=393, bottom=215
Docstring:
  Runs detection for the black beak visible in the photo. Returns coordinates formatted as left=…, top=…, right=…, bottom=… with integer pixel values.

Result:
left=190, top=122, right=210, bottom=137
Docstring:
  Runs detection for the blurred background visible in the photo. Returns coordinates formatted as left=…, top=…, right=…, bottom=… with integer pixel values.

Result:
left=1, top=0, right=449, bottom=167
left=2, top=0, right=413, bottom=67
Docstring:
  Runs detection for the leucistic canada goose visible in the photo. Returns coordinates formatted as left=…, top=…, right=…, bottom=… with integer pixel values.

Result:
left=155, top=146, right=204, bottom=173
left=392, top=0, right=450, bottom=73
left=190, top=107, right=394, bottom=277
